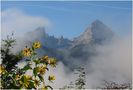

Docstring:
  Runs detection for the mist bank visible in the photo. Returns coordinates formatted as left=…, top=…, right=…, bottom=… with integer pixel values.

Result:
left=50, top=36, right=132, bottom=89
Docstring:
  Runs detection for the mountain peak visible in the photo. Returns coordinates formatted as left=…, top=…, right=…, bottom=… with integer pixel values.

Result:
left=34, top=27, right=46, bottom=35
left=73, top=20, right=114, bottom=45
left=28, top=27, right=48, bottom=37
left=92, top=19, right=102, bottom=23
left=91, top=19, right=107, bottom=28
left=90, top=20, right=114, bottom=43
left=25, top=27, right=49, bottom=42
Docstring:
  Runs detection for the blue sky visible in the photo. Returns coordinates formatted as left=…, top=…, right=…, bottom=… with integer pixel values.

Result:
left=1, top=1, right=132, bottom=39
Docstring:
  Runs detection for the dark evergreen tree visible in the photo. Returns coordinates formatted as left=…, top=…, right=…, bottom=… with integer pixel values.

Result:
left=1, top=34, right=23, bottom=72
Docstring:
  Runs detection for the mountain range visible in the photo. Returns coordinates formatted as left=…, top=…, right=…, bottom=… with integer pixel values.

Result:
left=16, top=20, right=115, bottom=68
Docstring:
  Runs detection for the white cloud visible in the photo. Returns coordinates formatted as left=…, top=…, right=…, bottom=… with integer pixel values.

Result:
left=1, top=8, right=51, bottom=38
left=85, top=37, right=132, bottom=88
left=50, top=62, right=75, bottom=89
left=50, top=37, right=132, bottom=89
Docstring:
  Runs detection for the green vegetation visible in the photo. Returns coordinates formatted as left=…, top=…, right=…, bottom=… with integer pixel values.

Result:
left=0, top=36, right=57, bottom=89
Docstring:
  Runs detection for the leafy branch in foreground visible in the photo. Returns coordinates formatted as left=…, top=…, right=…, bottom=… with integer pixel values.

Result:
left=1, top=35, right=23, bottom=72
left=1, top=37, right=57, bottom=89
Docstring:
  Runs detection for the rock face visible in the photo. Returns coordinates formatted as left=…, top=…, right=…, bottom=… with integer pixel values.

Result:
left=18, top=20, right=115, bottom=67
left=90, top=20, right=114, bottom=43
left=26, top=27, right=72, bottom=49
left=67, top=20, right=114, bottom=66
left=73, top=20, right=114, bottom=46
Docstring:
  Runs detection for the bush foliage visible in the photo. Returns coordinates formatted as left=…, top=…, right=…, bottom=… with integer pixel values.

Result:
left=0, top=36, right=57, bottom=89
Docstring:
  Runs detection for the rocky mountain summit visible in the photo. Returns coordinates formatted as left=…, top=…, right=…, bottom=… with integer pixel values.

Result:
left=17, top=20, right=115, bottom=67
